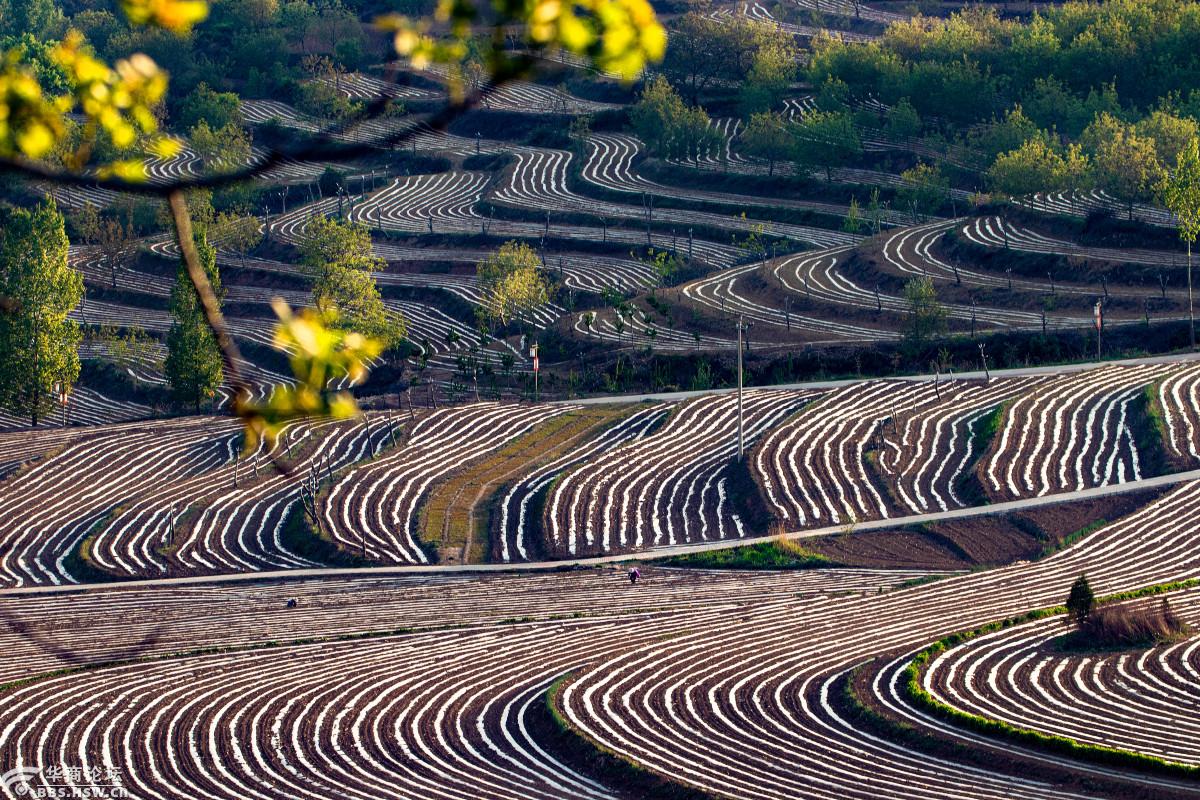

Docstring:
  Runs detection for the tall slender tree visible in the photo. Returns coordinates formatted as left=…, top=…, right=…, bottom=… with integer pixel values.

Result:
left=0, top=199, right=82, bottom=425
left=165, top=233, right=224, bottom=410
left=1159, top=137, right=1200, bottom=351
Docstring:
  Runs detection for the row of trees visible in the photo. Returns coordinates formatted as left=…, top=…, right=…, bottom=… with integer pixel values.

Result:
left=986, top=111, right=1200, bottom=219
left=0, top=194, right=414, bottom=421
left=810, top=2, right=1200, bottom=131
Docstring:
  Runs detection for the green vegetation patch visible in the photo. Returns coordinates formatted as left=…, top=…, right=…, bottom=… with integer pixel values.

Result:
left=660, top=537, right=833, bottom=570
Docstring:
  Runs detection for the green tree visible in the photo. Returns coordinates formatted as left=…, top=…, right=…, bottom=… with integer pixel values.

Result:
left=972, top=106, right=1043, bottom=162
left=739, top=33, right=798, bottom=116
left=189, top=120, right=252, bottom=173
left=740, top=111, right=790, bottom=177
left=0, top=200, right=82, bottom=426
left=901, top=276, right=946, bottom=351
left=884, top=97, right=920, bottom=140
left=896, top=162, right=949, bottom=222
left=629, top=75, right=686, bottom=156
left=213, top=210, right=263, bottom=268
left=987, top=138, right=1074, bottom=197
left=175, top=82, right=241, bottom=131
left=165, top=233, right=224, bottom=411
left=1085, top=113, right=1165, bottom=220
left=843, top=197, right=863, bottom=233
left=1136, top=110, right=1199, bottom=168
left=790, top=110, right=861, bottom=182
left=0, top=0, right=65, bottom=41
left=1066, top=573, right=1095, bottom=628
left=477, top=241, right=551, bottom=329
left=1159, top=137, right=1200, bottom=350
left=301, top=217, right=406, bottom=349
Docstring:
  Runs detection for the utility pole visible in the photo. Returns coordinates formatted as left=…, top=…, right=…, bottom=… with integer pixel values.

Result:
left=978, top=341, right=990, bottom=381
left=736, top=314, right=749, bottom=461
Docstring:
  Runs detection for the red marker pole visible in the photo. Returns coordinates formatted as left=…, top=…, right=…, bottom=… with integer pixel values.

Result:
left=531, top=344, right=539, bottom=402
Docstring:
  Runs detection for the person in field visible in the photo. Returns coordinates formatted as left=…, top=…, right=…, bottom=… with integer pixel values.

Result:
left=629, top=567, right=640, bottom=585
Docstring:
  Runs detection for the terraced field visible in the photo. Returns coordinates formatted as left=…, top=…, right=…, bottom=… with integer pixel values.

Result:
left=544, top=389, right=814, bottom=555
left=920, top=588, right=1200, bottom=766
left=0, top=477, right=1197, bottom=799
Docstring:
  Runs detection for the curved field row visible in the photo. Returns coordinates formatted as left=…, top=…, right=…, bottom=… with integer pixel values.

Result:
left=1017, top=189, right=1175, bottom=229
left=580, top=306, right=735, bottom=348
left=480, top=81, right=619, bottom=114
left=544, top=389, right=815, bottom=555
left=682, top=250, right=897, bottom=341
left=560, top=478, right=1200, bottom=800
left=789, top=0, right=905, bottom=24
left=317, top=71, right=437, bottom=101
left=921, top=588, right=1200, bottom=766
left=881, top=375, right=1048, bottom=514
left=0, top=416, right=243, bottom=587
left=709, top=4, right=877, bottom=42
left=349, top=171, right=490, bottom=231
left=495, top=146, right=860, bottom=250
left=572, top=306, right=739, bottom=351
left=1157, top=360, right=1200, bottom=465
left=495, top=403, right=670, bottom=561
left=491, top=148, right=748, bottom=263
left=983, top=363, right=1171, bottom=501
left=961, top=216, right=1181, bottom=268
left=753, top=378, right=944, bottom=526
left=778, top=243, right=1049, bottom=330
left=84, top=415, right=399, bottom=579
left=239, top=98, right=419, bottom=147
left=344, top=172, right=665, bottom=294
left=321, top=402, right=575, bottom=564
left=582, top=134, right=902, bottom=222
left=0, top=386, right=155, bottom=431
left=33, top=182, right=121, bottom=209
left=0, top=421, right=152, bottom=479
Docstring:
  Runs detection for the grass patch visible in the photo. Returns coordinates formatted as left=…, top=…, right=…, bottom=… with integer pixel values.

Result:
left=418, top=405, right=648, bottom=562
left=1056, top=596, right=1191, bottom=652
left=279, top=503, right=376, bottom=568
left=955, top=402, right=1005, bottom=506
left=660, top=536, right=833, bottom=570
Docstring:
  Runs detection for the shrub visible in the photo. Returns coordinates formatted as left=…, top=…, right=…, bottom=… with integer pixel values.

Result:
left=1066, top=573, right=1094, bottom=626
left=1072, top=597, right=1189, bottom=649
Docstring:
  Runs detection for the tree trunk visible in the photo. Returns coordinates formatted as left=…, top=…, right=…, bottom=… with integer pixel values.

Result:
left=1190, top=239, right=1195, bottom=351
